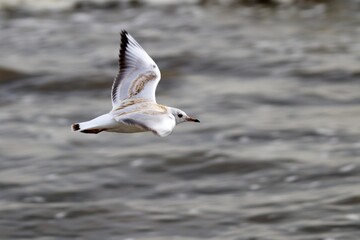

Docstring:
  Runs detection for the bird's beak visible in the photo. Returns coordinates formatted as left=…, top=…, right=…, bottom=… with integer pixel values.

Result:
left=186, top=116, right=200, bottom=123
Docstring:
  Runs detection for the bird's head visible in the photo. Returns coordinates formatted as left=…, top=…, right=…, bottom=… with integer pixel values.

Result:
left=170, top=107, right=200, bottom=125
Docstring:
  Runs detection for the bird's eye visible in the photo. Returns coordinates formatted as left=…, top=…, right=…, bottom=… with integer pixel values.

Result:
left=178, top=114, right=183, bottom=118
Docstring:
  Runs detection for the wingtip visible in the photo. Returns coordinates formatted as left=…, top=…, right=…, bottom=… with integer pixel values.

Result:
left=119, top=29, right=130, bottom=68
left=120, top=30, right=129, bottom=48
left=120, top=29, right=128, bottom=37
left=120, top=30, right=129, bottom=44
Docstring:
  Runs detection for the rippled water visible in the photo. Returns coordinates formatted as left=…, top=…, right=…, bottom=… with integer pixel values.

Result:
left=1, top=1, right=360, bottom=240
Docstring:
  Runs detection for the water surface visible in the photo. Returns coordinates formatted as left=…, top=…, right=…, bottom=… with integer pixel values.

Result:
left=1, top=1, right=360, bottom=239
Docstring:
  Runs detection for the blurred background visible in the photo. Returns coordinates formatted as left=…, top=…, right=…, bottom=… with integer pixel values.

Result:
left=1, top=0, right=360, bottom=239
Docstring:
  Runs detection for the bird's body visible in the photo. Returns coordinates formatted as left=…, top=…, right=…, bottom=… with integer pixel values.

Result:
left=71, top=30, right=199, bottom=137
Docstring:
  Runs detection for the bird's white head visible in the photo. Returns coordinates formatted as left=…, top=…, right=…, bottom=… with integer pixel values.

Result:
left=169, top=107, right=200, bottom=125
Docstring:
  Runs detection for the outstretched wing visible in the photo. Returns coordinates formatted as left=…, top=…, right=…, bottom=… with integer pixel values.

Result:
left=111, top=30, right=161, bottom=108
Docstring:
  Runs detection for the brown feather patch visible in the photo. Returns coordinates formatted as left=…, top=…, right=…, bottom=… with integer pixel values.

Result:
left=114, top=98, right=148, bottom=111
left=128, top=71, right=157, bottom=98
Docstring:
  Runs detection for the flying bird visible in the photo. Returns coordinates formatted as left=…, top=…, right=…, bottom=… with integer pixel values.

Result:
left=71, top=30, right=199, bottom=137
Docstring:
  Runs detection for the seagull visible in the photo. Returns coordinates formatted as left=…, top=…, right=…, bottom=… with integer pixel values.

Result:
left=71, top=30, right=199, bottom=137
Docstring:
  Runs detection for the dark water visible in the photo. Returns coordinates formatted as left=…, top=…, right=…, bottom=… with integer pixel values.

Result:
left=1, top=1, right=360, bottom=239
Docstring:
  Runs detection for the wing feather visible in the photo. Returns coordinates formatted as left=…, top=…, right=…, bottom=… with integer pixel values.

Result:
left=111, top=30, right=161, bottom=108
left=114, top=108, right=175, bottom=137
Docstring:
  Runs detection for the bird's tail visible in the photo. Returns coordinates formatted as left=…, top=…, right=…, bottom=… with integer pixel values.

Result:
left=71, top=114, right=116, bottom=134
left=71, top=123, right=81, bottom=131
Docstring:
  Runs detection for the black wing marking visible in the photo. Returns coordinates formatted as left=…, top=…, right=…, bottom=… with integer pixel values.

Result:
left=111, top=30, right=129, bottom=104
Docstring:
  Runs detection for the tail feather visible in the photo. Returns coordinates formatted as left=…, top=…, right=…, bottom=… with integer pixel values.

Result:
left=71, top=114, right=116, bottom=134
left=72, top=123, right=80, bottom=131
left=71, top=122, right=105, bottom=134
